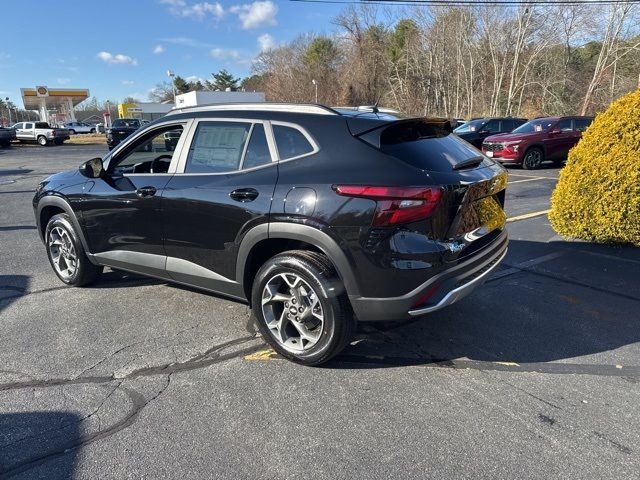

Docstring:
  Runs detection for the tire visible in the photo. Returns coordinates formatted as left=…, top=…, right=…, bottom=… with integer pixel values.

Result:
left=69, top=129, right=76, bottom=135
left=522, top=147, right=543, bottom=170
left=45, top=213, right=103, bottom=286
left=37, top=135, right=48, bottom=146
left=251, top=250, right=355, bottom=366
left=90, top=128, right=95, bottom=134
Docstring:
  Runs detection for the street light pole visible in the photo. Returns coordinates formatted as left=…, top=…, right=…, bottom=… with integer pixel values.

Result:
left=311, top=79, right=318, bottom=104
left=5, top=97, right=12, bottom=124
left=167, top=70, right=176, bottom=105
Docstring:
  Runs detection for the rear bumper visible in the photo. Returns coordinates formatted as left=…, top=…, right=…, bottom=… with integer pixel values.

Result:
left=349, top=230, right=508, bottom=321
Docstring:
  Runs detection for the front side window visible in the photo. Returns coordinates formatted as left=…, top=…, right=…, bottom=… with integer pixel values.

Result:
left=556, top=119, right=573, bottom=132
left=110, top=125, right=184, bottom=175
left=574, top=118, right=592, bottom=132
left=273, top=125, right=314, bottom=160
left=483, top=120, right=500, bottom=133
left=185, top=122, right=250, bottom=173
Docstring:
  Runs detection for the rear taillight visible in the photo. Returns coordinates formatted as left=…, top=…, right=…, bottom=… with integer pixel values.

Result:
left=333, top=185, right=443, bottom=226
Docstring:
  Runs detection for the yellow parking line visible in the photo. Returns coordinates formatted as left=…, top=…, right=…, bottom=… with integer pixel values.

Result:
left=244, top=349, right=278, bottom=361
left=506, top=209, right=551, bottom=223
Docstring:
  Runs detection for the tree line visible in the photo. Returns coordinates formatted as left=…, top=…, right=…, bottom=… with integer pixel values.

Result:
left=250, top=3, right=640, bottom=118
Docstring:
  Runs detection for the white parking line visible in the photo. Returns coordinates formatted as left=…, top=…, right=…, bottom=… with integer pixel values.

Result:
left=509, top=177, right=552, bottom=184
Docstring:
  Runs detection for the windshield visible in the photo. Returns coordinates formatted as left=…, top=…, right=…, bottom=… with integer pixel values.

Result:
left=513, top=119, right=555, bottom=134
left=454, top=119, right=485, bottom=134
left=112, top=119, right=141, bottom=128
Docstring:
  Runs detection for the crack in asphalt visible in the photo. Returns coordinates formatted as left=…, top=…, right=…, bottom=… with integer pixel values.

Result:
left=0, top=335, right=263, bottom=478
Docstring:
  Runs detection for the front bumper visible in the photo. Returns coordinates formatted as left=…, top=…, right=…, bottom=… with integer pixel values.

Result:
left=349, top=230, right=508, bottom=321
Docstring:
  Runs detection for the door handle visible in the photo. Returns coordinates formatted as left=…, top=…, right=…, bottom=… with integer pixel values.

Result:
left=136, top=186, right=157, bottom=198
left=230, top=188, right=259, bottom=202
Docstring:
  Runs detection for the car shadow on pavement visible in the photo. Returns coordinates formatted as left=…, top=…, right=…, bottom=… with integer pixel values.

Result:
left=0, top=275, right=30, bottom=316
left=331, top=238, right=640, bottom=369
left=0, top=168, right=33, bottom=177
left=0, top=411, right=81, bottom=479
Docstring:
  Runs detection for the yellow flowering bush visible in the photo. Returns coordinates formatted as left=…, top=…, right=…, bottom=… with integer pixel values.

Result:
left=549, top=89, right=640, bottom=246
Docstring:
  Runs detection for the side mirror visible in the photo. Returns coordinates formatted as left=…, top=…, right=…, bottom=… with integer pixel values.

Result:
left=79, top=157, right=104, bottom=178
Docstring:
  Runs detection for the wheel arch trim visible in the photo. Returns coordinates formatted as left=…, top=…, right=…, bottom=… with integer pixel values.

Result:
left=36, top=196, right=93, bottom=258
left=236, top=223, right=360, bottom=297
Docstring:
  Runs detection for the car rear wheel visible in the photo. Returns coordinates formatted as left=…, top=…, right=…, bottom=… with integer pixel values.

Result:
left=90, top=128, right=95, bottom=134
left=69, top=129, right=76, bottom=135
left=37, top=135, right=48, bottom=146
left=46, top=214, right=103, bottom=286
left=522, top=147, right=543, bottom=170
left=251, top=250, right=354, bottom=366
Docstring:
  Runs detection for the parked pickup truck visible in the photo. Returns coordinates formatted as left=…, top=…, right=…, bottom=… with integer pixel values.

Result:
left=13, top=122, right=70, bottom=146
left=0, top=126, right=16, bottom=147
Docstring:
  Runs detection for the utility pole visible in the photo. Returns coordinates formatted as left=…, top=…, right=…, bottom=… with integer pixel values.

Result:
left=312, top=79, right=318, bottom=104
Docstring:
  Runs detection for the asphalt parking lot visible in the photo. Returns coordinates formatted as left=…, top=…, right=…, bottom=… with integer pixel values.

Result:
left=1, top=144, right=639, bottom=479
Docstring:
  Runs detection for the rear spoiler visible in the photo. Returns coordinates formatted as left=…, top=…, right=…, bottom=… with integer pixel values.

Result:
left=349, top=117, right=453, bottom=149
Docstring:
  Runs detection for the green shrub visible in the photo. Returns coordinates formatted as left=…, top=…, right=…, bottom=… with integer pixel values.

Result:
left=549, top=89, right=640, bottom=246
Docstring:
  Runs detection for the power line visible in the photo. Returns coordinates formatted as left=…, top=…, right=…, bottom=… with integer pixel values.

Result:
left=291, top=0, right=640, bottom=6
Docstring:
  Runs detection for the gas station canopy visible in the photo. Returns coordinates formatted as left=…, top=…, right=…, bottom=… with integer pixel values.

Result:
left=21, top=86, right=89, bottom=124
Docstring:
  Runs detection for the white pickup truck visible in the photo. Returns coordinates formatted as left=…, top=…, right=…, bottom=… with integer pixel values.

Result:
left=13, top=122, right=70, bottom=146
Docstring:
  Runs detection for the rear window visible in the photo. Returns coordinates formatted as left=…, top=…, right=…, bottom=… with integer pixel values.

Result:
left=574, top=118, right=592, bottom=132
left=379, top=120, right=487, bottom=172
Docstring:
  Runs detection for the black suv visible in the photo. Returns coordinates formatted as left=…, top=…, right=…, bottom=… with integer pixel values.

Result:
left=454, top=117, right=527, bottom=148
left=33, top=103, right=508, bottom=365
left=107, top=118, right=143, bottom=150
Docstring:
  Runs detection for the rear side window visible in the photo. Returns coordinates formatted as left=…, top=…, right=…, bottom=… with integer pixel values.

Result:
left=185, top=121, right=250, bottom=173
left=273, top=125, right=314, bottom=160
left=379, top=120, right=486, bottom=173
left=574, top=118, right=592, bottom=132
left=243, top=124, right=272, bottom=169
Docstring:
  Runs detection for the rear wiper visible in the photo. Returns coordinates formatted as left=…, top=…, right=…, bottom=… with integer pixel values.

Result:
left=453, top=156, right=484, bottom=170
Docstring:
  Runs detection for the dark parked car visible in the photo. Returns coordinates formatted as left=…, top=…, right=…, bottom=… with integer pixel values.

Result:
left=106, top=118, right=143, bottom=150
left=482, top=116, right=593, bottom=169
left=0, top=125, right=16, bottom=147
left=33, top=103, right=508, bottom=365
left=454, top=117, right=527, bottom=148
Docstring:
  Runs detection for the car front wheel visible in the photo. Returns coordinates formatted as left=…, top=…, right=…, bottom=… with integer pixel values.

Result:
left=45, top=213, right=103, bottom=286
left=251, top=250, right=354, bottom=366
left=522, top=147, right=543, bottom=170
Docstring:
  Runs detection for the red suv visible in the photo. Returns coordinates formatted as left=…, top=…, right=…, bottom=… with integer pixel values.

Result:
left=482, top=116, right=593, bottom=169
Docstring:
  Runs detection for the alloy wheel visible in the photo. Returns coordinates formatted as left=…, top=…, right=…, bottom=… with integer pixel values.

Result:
left=48, top=226, right=78, bottom=280
left=261, top=272, right=324, bottom=353
left=524, top=150, right=542, bottom=169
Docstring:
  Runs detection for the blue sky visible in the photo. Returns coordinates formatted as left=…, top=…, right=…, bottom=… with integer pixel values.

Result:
left=0, top=0, right=346, bottom=105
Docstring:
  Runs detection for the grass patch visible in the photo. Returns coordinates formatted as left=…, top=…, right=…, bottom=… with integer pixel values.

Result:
left=66, top=134, right=107, bottom=145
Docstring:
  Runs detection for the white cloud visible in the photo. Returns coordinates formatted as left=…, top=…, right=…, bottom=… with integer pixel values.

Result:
left=185, top=75, right=206, bottom=84
left=97, top=51, right=138, bottom=66
left=122, top=80, right=135, bottom=85
left=231, top=1, right=278, bottom=29
left=257, top=33, right=275, bottom=52
left=210, top=48, right=241, bottom=60
left=162, top=0, right=224, bottom=20
left=153, top=44, right=165, bottom=54
left=57, top=78, right=71, bottom=85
